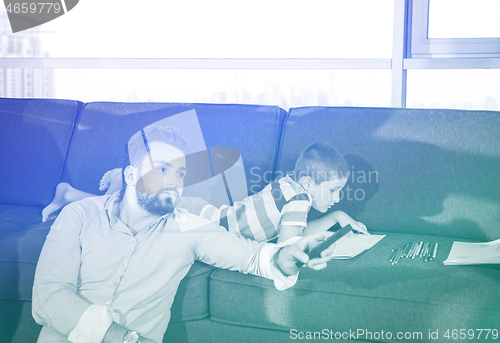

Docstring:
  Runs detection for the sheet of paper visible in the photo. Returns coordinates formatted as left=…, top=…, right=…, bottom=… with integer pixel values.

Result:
left=443, top=238, right=500, bottom=265
left=330, top=234, right=385, bottom=259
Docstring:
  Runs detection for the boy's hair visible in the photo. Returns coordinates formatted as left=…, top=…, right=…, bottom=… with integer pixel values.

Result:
left=293, top=142, right=349, bottom=184
left=121, top=126, right=187, bottom=191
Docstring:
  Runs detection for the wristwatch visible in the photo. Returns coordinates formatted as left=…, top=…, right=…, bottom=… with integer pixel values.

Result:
left=123, top=330, right=141, bottom=343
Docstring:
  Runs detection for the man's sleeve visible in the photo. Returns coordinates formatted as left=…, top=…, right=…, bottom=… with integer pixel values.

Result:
left=190, top=218, right=299, bottom=290
left=32, top=204, right=95, bottom=338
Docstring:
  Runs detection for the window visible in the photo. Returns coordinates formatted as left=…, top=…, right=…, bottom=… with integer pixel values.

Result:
left=50, top=69, right=391, bottom=108
left=410, top=0, right=500, bottom=58
left=7, top=38, right=14, bottom=54
left=0, top=0, right=499, bottom=110
left=0, top=0, right=395, bottom=109
left=428, top=0, right=500, bottom=38
left=18, top=0, right=394, bottom=59
left=407, top=69, right=500, bottom=111
left=16, top=39, right=22, bottom=55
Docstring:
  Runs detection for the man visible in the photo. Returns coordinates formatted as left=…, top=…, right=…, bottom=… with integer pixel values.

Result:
left=33, top=126, right=335, bottom=343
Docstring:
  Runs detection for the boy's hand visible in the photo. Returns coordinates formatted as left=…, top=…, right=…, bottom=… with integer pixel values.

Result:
left=335, top=211, right=370, bottom=235
left=275, top=232, right=334, bottom=275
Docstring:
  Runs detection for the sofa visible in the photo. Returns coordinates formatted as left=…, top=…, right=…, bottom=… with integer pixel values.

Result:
left=1, top=98, right=499, bottom=343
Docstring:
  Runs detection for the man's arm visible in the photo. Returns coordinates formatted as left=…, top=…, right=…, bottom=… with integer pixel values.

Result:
left=34, top=204, right=152, bottom=343
left=274, top=231, right=335, bottom=274
left=33, top=204, right=94, bottom=338
left=190, top=217, right=334, bottom=290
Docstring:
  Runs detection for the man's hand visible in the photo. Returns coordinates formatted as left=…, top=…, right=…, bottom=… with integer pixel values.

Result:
left=275, top=231, right=335, bottom=276
left=334, top=211, right=369, bottom=235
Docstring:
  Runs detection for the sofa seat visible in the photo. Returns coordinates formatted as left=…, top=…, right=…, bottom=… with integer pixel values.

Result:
left=208, top=232, right=500, bottom=342
left=0, top=221, right=50, bottom=343
left=0, top=204, right=43, bottom=236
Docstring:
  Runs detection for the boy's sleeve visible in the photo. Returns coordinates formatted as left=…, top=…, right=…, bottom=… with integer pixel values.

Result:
left=280, top=193, right=311, bottom=227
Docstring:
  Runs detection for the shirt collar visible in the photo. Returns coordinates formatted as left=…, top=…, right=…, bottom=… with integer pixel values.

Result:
left=283, top=174, right=312, bottom=203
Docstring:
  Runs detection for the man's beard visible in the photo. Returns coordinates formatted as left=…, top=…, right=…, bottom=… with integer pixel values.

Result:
left=136, top=190, right=178, bottom=216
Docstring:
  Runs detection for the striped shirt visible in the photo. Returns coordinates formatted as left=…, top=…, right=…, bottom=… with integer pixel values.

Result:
left=199, top=176, right=312, bottom=242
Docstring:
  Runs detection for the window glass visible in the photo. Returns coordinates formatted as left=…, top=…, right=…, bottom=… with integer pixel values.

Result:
left=1, top=68, right=391, bottom=109
left=407, top=69, right=500, bottom=111
left=428, top=0, right=500, bottom=38
left=0, top=0, right=394, bottom=58
left=0, top=68, right=54, bottom=98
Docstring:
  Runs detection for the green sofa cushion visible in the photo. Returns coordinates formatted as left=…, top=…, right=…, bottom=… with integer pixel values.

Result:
left=0, top=204, right=43, bottom=236
left=169, top=262, right=215, bottom=323
left=277, top=107, right=500, bottom=241
left=209, top=232, right=500, bottom=342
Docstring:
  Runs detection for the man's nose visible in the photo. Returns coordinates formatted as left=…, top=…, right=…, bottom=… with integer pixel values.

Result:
left=163, top=173, right=181, bottom=190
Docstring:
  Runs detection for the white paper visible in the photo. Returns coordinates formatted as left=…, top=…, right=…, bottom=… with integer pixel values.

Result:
left=444, top=239, right=500, bottom=265
left=330, top=234, right=385, bottom=259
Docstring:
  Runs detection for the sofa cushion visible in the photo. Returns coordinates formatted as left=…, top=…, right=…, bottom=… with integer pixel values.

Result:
left=62, top=103, right=286, bottom=199
left=209, top=232, right=500, bottom=341
left=0, top=299, right=41, bottom=343
left=164, top=319, right=375, bottom=343
left=0, top=98, right=83, bottom=207
left=276, top=107, right=500, bottom=241
left=169, top=262, right=216, bottom=323
left=0, top=204, right=43, bottom=236
left=0, top=221, right=51, bottom=302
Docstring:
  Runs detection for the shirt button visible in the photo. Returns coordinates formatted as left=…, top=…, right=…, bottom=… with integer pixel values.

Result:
left=123, top=261, right=127, bottom=266
left=131, top=238, right=136, bottom=243
left=105, top=302, right=110, bottom=306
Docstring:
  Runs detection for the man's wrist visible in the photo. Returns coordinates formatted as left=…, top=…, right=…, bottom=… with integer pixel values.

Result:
left=123, top=330, right=142, bottom=343
left=274, top=247, right=292, bottom=276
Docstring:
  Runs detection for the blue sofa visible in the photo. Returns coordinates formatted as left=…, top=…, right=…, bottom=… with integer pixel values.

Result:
left=1, top=98, right=499, bottom=343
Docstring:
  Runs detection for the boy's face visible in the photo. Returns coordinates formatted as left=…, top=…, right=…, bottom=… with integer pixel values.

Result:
left=308, top=177, right=347, bottom=213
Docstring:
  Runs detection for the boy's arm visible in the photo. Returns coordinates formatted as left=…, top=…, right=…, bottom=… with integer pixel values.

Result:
left=277, top=225, right=304, bottom=243
left=303, top=211, right=369, bottom=236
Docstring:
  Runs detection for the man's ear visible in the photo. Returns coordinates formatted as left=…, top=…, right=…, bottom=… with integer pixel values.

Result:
left=298, top=176, right=312, bottom=190
left=124, top=165, right=138, bottom=187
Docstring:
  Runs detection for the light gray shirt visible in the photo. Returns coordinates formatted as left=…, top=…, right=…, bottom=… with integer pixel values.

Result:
left=33, top=192, right=296, bottom=343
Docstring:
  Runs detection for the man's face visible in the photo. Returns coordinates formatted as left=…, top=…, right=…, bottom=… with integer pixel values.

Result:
left=135, top=142, right=187, bottom=216
left=308, top=177, right=347, bottom=213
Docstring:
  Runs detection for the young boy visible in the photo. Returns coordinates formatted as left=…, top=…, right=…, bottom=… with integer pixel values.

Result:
left=196, top=142, right=368, bottom=243
left=42, top=142, right=368, bottom=242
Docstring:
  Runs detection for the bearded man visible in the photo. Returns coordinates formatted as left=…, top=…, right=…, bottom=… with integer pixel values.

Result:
left=32, top=126, right=334, bottom=343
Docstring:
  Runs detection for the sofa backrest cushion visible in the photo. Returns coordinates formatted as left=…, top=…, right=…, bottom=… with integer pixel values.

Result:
left=62, top=103, right=285, bottom=199
left=277, top=106, right=500, bottom=241
left=0, top=98, right=82, bottom=207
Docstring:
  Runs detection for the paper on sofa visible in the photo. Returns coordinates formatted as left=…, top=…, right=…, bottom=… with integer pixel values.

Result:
left=444, top=239, right=500, bottom=265
left=330, top=234, right=385, bottom=259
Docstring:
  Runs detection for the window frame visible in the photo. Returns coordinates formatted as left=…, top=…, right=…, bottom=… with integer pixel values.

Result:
left=409, top=0, right=500, bottom=58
